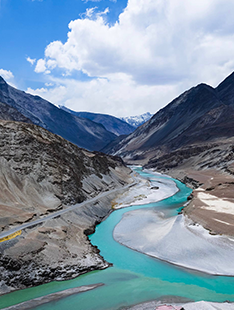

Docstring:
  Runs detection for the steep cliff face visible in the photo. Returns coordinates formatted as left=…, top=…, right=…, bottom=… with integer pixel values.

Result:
left=0, top=77, right=116, bottom=151
left=0, top=120, right=133, bottom=295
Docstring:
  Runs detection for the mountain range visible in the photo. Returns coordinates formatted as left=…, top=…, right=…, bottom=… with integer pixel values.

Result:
left=108, top=72, right=234, bottom=170
left=0, top=76, right=153, bottom=152
left=1, top=69, right=234, bottom=295
left=0, top=77, right=117, bottom=151
left=59, top=106, right=135, bottom=136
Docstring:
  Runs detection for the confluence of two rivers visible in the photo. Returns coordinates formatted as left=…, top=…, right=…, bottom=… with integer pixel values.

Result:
left=1, top=167, right=234, bottom=309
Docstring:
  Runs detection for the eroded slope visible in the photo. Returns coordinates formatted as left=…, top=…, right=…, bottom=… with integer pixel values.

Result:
left=0, top=120, right=133, bottom=294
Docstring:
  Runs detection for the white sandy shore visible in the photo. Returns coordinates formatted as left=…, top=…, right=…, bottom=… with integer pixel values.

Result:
left=113, top=169, right=234, bottom=275
left=127, top=301, right=234, bottom=310
left=182, top=301, right=234, bottom=310
left=114, top=209, right=234, bottom=275
left=114, top=203, right=234, bottom=275
left=112, top=170, right=178, bottom=209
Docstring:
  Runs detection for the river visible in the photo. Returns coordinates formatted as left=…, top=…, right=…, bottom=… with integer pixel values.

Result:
left=1, top=167, right=234, bottom=309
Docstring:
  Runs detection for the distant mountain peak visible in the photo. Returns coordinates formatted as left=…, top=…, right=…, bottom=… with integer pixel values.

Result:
left=217, top=71, right=234, bottom=88
left=121, top=112, right=153, bottom=128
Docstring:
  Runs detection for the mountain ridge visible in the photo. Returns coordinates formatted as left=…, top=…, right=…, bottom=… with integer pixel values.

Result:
left=108, top=72, right=234, bottom=163
left=0, top=77, right=116, bottom=151
left=59, top=106, right=135, bottom=136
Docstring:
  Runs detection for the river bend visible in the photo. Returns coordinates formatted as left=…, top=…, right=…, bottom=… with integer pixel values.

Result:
left=1, top=167, right=234, bottom=310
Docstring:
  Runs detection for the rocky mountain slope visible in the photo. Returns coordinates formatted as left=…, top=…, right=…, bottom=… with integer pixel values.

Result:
left=109, top=72, right=234, bottom=166
left=0, top=101, right=33, bottom=124
left=59, top=107, right=135, bottom=136
left=0, top=120, right=133, bottom=295
left=120, top=112, right=153, bottom=128
left=0, top=77, right=116, bottom=151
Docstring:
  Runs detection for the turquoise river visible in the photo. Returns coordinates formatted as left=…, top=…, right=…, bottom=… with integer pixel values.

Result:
left=1, top=167, right=234, bottom=309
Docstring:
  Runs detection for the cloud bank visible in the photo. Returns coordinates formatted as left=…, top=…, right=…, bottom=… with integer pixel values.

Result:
left=0, top=69, right=14, bottom=81
left=29, top=0, right=234, bottom=116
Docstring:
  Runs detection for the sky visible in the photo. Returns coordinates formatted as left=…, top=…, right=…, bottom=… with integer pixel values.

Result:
left=1, top=0, right=234, bottom=117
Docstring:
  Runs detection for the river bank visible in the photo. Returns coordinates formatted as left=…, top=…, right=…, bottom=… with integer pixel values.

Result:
left=112, top=168, right=179, bottom=209
left=156, top=165, right=234, bottom=237
left=1, top=168, right=234, bottom=310
left=113, top=169, right=234, bottom=276
left=126, top=300, right=234, bottom=310
left=114, top=209, right=234, bottom=275
left=0, top=167, right=134, bottom=296
left=181, top=168, right=234, bottom=236
left=1, top=284, right=103, bottom=310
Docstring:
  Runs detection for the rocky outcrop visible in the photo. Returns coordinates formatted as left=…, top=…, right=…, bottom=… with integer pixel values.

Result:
left=145, top=142, right=234, bottom=171
left=0, top=120, right=133, bottom=295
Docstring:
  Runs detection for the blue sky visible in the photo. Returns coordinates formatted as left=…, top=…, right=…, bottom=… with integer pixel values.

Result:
left=0, top=0, right=127, bottom=89
left=1, top=0, right=234, bottom=117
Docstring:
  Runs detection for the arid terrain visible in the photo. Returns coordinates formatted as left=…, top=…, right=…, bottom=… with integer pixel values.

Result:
left=0, top=120, right=133, bottom=295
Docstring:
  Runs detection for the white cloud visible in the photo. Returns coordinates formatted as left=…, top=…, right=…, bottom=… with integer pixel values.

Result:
left=84, top=7, right=97, bottom=19
left=37, top=1, right=234, bottom=84
left=26, top=57, right=36, bottom=65
left=27, top=75, right=180, bottom=117
left=80, top=6, right=109, bottom=21
left=45, top=82, right=54, bottom=87
left=35, top=58, right=49, bottom=73
left=31, top=0, right=234, bottom=116
left=0, top=69, right=14, bottom=81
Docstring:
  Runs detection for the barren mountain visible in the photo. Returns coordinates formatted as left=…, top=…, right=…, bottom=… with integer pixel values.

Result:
left=0, top=120, right=133, bottom=294
left=0, top=100, right=33, bottom=123
left=59, top=107, right=135, bottom=136
left=109, top=72, right=234, bottom=166
left=0, top=77, right=116, bottom=151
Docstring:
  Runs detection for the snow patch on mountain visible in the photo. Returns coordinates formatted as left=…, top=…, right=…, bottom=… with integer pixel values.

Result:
left=121, top=112, right=153, bottom=128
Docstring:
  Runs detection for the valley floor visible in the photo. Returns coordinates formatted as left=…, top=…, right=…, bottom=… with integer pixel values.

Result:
left=112, top=169, right=178, bottom=209
left=2, top=168, right=234, bottom=309
left=113, top=169, right=234, bottom=275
